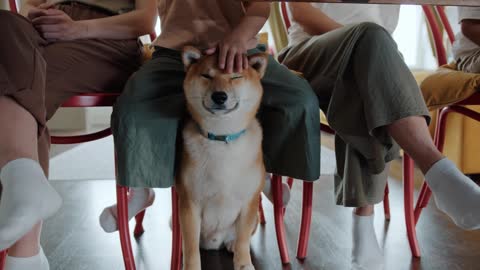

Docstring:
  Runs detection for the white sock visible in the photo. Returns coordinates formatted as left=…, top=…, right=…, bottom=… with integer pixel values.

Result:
left=262, top=174, right=290, bottom=207
left=99, top=188, right=155, bottom=233
left=0, top=159, right=62, bottom=251
left=351, top=213, right=384, bottom=270
left=425, top=158, right=480, bottom=230
left=5, top=247, right=49, bottom=270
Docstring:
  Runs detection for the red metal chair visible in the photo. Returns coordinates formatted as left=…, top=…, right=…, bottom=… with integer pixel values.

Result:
left=403, top=5, right=480, bottom=258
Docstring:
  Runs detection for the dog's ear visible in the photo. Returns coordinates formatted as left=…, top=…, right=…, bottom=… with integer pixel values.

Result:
left=182, top=46, right=202, bottom=69
left=248, top=53, right=268, bottom=78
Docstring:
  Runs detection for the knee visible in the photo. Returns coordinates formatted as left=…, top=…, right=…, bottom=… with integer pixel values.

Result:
left=354, top=22, right=396, bottom=51
left=0, top=10, right=24, bottom=34
left=291, top=80, right=320, bottom=114
left=355, top=22, right=389, bottom=36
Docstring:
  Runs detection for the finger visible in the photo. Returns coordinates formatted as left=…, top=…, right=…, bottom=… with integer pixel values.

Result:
left=235, top=53, right=243, bottom=73
left=35, top=23, right=63, bottom=33
left=243, top=54, right=248, bottom=70
left=203, top=45, right=218, bottom=55
left=28, top=8, right=49, bottom=20
left=32, top=15, right=65, bottom=25
left=204, top=47, right=217, bottom=55
left=218, top=44, right=228, bottom=70
left=226, top=49, right=236, bottom=74
left=42, top=32, right=63, bottom=40
left=44, top=9, right=65, bottom=16
left=38, top=3, right=55, bottom=9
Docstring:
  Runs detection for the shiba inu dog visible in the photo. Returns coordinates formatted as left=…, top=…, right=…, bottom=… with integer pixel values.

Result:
left=177, top=46, right=268, bottom=270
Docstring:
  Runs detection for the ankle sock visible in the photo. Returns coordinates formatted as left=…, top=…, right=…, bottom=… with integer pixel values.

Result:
left=99, top=187, right=155, bottom=233
left=351, top=213, right=384, bottom=270
left=0, top=159, right=62, bottom=251
left=425, top=158, right=480, bottom=230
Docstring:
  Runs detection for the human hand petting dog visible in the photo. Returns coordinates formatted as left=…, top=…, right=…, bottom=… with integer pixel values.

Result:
left=204, top=34, right=258, bottom=74
left=29, top=3, right=87, bottom=41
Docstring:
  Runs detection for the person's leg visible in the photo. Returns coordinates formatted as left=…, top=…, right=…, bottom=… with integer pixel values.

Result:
left=100, top=47, right=186, bottom=232
left=457, top=49, right=480, bottom=73
left=351, top=205, right=383, bottom=270
left=255, top=47, right=320, bottom=206
left=0, top=11, right=62, bottom=258
left=349, top=22, right=479, bottom=230
left=387, top=116, right=480, bottom=230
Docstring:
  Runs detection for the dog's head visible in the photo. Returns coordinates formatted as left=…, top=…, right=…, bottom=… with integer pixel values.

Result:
left=182, top=46, right=267, bottom=133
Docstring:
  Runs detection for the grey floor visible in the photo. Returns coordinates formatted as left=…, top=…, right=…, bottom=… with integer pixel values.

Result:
left=40, top=175, right=480, bottom=270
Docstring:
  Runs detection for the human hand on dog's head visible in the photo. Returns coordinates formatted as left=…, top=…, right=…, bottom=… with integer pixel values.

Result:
left=27, top=3, right=56, bottom=21
left=203, top=37, right=258, bottom=74
left=182, top=46, right=268, bottom=79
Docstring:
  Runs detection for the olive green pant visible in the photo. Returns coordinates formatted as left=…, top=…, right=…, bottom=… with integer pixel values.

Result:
left=112, top=45, right=320, bottom=188
left=279, top=23, right=430, bottom=207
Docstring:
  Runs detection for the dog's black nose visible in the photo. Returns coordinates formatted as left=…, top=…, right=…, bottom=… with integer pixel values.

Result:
left=211, top=92, right=228, bottom=105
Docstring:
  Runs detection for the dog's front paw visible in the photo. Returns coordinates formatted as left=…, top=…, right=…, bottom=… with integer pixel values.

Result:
left=234, top=263, right=255, bottom=270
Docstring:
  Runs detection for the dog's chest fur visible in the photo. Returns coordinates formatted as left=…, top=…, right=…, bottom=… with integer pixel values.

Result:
left=180, top=120, right=264, bottom=245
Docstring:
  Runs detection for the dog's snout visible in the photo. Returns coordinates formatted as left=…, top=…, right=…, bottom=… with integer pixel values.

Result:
left=211, top=92, right=228, bottom=105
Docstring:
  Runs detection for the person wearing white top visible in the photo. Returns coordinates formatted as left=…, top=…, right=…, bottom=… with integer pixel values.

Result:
left=287, top=3, right=400, bottom=47
left=452, top=7, right=480, bottom=73
left=279, top=3, right=480, bottom=270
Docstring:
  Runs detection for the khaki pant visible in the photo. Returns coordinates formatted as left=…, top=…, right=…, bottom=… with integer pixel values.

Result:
left=0, top=3, right=142, bottom=175
left=457, top=49, right=480, bottom=73
left=279, top=23, right=430, bottom=207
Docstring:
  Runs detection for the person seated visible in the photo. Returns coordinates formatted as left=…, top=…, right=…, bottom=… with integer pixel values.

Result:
left=0, top=1, right=156, bottom=269
left=98, top=0, right=318, bottom=241
left=453, top=7, right=480, bottom=73
left=279, top=3, right=480, bottom=270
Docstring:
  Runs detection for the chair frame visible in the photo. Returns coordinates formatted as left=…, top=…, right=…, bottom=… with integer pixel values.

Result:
left=404, top=5, right=480, bottom=257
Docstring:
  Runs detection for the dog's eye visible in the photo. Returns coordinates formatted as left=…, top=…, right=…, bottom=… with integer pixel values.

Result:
left=231, top=75, right=243, bottom=80
left=201, top=74, right=213, bottom=80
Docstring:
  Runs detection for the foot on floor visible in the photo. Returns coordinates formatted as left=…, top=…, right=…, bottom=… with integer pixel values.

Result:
left=99, top=188, right=155, bottom=233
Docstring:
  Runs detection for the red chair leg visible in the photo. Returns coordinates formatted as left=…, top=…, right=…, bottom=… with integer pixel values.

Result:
left=296, top=181, right=313, bottom=260
left=259, top=195, right=266, bottom=225
left=287, top=177, right=294, bottom=189
left=383, top=183, right=391, bottom=221
left=133, top=210, right=146, bottom=237
left=272, top=174, right=290, bottom=264
left=414, top=183, right=431, bottom=224
left=0, top=249, right=7, bottom=270
left=117, top=185, right=136, bottom=270
left=171, top=187, right=182, bottom=270
left=403, top=154, right=421, bottom=258
left=414, top=107, right=449, bottom=224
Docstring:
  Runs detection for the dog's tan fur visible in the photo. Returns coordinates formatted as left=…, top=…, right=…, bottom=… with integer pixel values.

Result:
left=177, top=46, right=268, bottom=270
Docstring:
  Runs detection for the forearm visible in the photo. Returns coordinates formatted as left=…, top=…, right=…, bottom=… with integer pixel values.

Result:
left=289, top=3, right=343, bottom=36
left=232, top=3, right=270, bottom=42
left=79, top=9, right=156, bottom=40
left=19, top=0, right=45, bottom=17
left=462, top=20, right=480, bottom=47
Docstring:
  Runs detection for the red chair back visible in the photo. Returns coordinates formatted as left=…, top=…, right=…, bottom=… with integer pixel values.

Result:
left=9, top=0, right=18, bottom=13
left=280, top=2, right=291, bottom=30
left=422, top=6, right=449, bottom=66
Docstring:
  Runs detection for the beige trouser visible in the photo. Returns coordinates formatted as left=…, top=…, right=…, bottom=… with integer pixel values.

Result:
left=457, top=49, right=480, bottom=73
